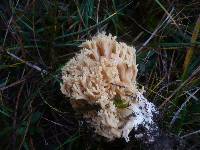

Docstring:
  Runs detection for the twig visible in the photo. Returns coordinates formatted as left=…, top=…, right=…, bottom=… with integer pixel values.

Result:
left=5, top=50, right=48, bottom=75
left=0, top=79, right=25, bottom=91
left=170, top=88, right=200, bottom=125
left=137, top=8, right=174, bottom=53
left=181, top=129, right=200, bottom=139
left=155, top=0, right=179, bottom=28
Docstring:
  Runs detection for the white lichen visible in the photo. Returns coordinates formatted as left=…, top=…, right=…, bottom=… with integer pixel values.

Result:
left=60, top=32, right=158, bottom=142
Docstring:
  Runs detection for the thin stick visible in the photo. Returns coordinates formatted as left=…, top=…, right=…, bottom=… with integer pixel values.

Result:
left=0, top=79, right=25, bottom=91
left=137, top=8, right=174, bottom=53
left=181, top=129, right=200, bottom=138
left=170, top=88, right=200, bottom=125
left=6, top=51, right=47, bottom=74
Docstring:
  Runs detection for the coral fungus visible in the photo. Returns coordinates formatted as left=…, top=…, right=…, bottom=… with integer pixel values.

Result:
left=61, top=32, right=158, bottom=142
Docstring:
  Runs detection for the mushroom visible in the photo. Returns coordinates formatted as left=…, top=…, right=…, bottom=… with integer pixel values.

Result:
left=60, top=32, right=158, bottom=142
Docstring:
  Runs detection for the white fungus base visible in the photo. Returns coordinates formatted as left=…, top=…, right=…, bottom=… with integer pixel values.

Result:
left=122, top=91, right=158, bottom=142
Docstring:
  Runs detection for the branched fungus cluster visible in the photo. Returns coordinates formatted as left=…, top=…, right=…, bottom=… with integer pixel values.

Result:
left=61, top=33, right=158, bottom=142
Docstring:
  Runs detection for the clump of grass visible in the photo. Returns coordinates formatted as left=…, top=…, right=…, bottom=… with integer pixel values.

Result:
left=0, top=0, right=200, bottom=149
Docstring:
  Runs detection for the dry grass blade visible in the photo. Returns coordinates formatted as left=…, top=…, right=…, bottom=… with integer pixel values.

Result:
left=182, top=15, right=200, bottom=80
left=18, top=105, right=32, bottom=150
left=137, top=8, right=174, bottom=52
left=159, top=64, right=200, bottom=109
left=154, top=0, right=179, bottom=28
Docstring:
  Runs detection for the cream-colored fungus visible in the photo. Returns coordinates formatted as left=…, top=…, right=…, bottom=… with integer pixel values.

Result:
left=60, top=32, right=158, bottom=142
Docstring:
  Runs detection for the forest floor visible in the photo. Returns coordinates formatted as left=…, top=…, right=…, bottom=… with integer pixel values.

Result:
left=0, top=0, right=200, bottom=149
